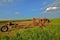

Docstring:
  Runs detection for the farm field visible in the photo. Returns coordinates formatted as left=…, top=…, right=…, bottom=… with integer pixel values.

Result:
left=0, top=18, right=60, bottom=40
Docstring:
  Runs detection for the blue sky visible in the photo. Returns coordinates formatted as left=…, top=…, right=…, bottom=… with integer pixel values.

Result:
left=0, top=0, right=60, bottom=20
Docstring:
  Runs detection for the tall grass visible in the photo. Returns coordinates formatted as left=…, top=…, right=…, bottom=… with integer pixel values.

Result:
left=1, top=25, right=60, bottom=40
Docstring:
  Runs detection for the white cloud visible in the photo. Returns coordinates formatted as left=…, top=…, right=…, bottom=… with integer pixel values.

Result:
left=46, top=7, right=58, bottom=11
left=15, top=12, right=20, bottom=14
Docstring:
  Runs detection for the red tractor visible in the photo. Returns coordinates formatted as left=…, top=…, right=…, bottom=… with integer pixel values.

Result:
left=0, top=18, right=50, bottom=32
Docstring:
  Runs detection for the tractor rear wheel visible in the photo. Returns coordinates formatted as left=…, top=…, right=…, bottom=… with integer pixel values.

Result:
left=1, top=26, right=8, bottom=32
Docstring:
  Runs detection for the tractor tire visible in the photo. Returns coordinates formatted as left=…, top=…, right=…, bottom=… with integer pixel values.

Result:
left=1, top=26, right=8, bottom=32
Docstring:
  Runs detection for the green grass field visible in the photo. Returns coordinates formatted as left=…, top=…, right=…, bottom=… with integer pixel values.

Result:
left=0, top=18, right=60, bottom=40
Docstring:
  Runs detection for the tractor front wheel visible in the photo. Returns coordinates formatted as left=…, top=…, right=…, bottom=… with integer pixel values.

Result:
left=1, top=26, right=8, bottom=32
